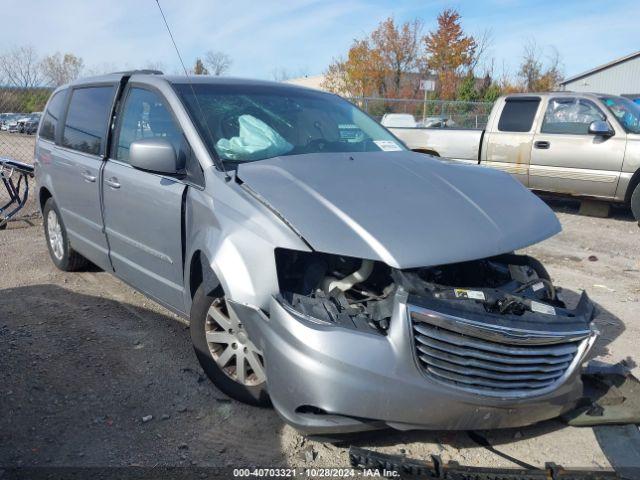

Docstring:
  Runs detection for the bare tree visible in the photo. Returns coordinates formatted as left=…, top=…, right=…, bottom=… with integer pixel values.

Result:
left=518, top=39, right=542, bottom=91
left=517, top=39, right=563, bottom=92
left=41, top=52, right=84, bottom=87
left=0, top=46, right=42, bottom=88
left=204, top=51, right=232, bottom=76
left=271, top=67, right=291, bottom=82
left=544, top=46, right=564, bottom=88
left=83, top=62, right=121, bottom=77
left=144, top=61, right=165, bottom=73
left=193, top=58, right=208, bottom=75
left=468, top=28, right=493, bottom=75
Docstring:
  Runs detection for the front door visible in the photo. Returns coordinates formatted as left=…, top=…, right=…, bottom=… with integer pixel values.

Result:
left=529, top=97, right=626, bottom=198
left=52, top=84, right=117, bottom=269
left=102, top=86, right=186, bottom=311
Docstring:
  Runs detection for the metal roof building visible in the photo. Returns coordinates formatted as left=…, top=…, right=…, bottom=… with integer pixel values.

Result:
left=560, top=50, right=640, bottom=96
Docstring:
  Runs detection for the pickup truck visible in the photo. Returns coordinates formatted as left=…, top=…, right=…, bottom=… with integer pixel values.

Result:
left=389, top=92, right=640, bottom=220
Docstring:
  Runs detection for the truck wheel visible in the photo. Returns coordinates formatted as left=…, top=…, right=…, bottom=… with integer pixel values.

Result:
left=43, top=198, right=89, bottom=271
left=631, top=183, right=640, bottom=222
left=190, top=284, right=270, bottom=407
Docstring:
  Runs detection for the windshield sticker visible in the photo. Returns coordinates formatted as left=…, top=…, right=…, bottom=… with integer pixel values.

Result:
left=530, top=301, right=556, bottom=315
left=338, top=124, right=363, bottom=141
left=374, top=140, right=402, bottom=152
left=454, top=289, right=485, bottom=301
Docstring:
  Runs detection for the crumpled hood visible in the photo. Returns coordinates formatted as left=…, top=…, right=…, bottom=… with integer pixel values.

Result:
left=237, top=151, right=561, bottom=269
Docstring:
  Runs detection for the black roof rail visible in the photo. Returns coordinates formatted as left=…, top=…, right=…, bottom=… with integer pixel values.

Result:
left=109, top=69, right=163, bottom=76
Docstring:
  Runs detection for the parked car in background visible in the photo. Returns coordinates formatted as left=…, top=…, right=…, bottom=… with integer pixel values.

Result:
left=7, top=117, right=21, bottom=133
left=35, top=72, right=598, bottom=434
left=380, top=113, right=417, bottom=128
left=0, top=113, right=16, bottom=129
left=18, top=113, right=41, bottom=134
left=1, top=113, right=22, bottom=132
left=389, top=92, right=640, bottom=221
left=419, top=116, right=455, bottom=128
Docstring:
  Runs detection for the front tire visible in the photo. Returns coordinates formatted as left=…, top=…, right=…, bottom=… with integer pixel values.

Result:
left=190, top=284, right=270, bottom=407
left=631, top=183, right=640, bottom=222
left=43, top=198, right=89, bottom=271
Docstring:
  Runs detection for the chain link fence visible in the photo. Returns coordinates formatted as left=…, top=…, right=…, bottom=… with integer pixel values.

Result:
left=0, top=87, right=52, bottom=226
left=357, top=97, right=494, bottom=129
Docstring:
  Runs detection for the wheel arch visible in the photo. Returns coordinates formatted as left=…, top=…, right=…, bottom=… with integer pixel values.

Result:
left=624, top=169, right=640, bottom=205
left=188, top=249, right=221, bottom=300
left=39, top=186, right=53, bottom=213
left=413, top=148, right=440, bottom=157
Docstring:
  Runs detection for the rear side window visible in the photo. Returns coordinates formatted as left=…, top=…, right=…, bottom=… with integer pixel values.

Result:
left=39, top=90, right=67, bottom=141
left=498, top=97, right=540, bottom=132
left=62, top=85, right=116, bottom=155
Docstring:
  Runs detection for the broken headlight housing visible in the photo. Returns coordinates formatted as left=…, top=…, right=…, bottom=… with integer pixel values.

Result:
left=274, top=248, right=395, bottom=334
left=275, top=248, right=596, bottom=338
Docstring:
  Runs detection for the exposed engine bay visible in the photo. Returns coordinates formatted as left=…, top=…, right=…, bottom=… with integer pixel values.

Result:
left=275, top=248, right=595, bottom=334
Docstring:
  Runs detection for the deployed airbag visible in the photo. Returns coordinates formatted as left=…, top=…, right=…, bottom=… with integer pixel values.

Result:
left=216, top=115, right=293, bottom=161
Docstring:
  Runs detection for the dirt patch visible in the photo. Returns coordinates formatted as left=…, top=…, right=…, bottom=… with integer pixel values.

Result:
left=0, top=198, right=638, bottom=470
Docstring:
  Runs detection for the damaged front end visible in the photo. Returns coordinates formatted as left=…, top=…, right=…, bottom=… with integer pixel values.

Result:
left=270, top=248, right=597, bottom=425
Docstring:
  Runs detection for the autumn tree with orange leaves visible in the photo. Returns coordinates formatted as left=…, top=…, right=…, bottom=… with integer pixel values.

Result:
left=370, top=18, right=423, bottom=97
left=323, top=9, right=495, bottom=100
left=424, top=9, right=477, bottom=100
left=322, top=17, right=423, bottom=98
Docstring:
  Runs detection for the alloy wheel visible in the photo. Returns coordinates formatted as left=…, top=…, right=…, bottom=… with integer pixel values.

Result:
left=205, top=298, right=266, bottom=386
left=47, top=210, right=64, bottom=260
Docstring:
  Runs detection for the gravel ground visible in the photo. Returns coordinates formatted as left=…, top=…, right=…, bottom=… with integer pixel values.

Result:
left=0, top=196, right=638, bottom=473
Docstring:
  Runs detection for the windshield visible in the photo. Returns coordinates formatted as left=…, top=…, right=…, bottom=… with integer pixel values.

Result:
left=173, top=83, right=405, bottom=164
left=600, top=96, right=640, bottom=134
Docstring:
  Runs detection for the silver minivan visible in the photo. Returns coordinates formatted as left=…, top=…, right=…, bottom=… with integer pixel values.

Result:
left=35, top=71, right=597, bottom=434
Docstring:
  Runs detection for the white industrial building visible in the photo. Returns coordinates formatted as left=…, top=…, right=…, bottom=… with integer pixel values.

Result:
left=561, top=50, right=640, bottom=96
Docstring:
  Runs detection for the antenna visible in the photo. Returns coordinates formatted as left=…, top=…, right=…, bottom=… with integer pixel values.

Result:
left=154, top=0, right=230, bottom=179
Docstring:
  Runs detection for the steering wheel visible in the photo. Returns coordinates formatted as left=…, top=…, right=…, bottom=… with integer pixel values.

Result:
left=220, top=113, right=240, bottom=139
left=305, top=138, right=331, bottom=152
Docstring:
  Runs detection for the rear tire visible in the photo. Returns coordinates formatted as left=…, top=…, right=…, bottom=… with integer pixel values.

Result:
left=631, top=183, right=640, bottom=222
left=43, top=198, right=89, bottom=271
left=190, top=284, right=270, bottom=407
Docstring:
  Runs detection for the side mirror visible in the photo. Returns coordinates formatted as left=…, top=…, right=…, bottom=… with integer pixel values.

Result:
left=588, top=120, right=614, bottom=137
left=128, top=138, right=184, bottom=174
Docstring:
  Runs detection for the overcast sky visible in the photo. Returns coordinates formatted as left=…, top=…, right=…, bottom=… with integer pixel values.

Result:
left=3, top=0, right=638, bottom=81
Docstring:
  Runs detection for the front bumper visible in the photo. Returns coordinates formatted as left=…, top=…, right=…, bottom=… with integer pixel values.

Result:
left=231, top=291, right=597, bottom=434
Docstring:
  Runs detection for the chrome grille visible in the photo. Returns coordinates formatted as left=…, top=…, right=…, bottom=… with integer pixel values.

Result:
left=410, top=308, right=587, bottom=396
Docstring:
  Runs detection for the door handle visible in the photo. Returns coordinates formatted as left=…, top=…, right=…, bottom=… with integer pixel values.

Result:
left=105, top=177, right=121, bottom=189
left=81, top=171, right=96, bottom=183
left=534, top=141, right=550, bottom=149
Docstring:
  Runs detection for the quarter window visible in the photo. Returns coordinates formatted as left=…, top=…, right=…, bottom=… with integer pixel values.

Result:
left=541, top=98, right=605, bottom=135
left=39, top=90, right=67, bottom=141
left=116, top=88, right=182, bottom=163
left=498, top=97, right=541, bottom=132
left=62, top=86, right=116, bottom=155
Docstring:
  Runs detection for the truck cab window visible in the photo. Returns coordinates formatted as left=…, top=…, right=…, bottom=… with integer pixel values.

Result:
left=116, top=88, right=183, bottom=163
left=498, top=97, right=540, bottom=132
left=541, top=98, right=605, bottom=135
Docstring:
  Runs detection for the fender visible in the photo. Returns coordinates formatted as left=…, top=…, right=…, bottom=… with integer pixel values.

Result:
left=182, top=171, right=309, bottom=315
